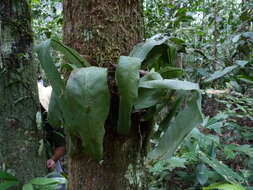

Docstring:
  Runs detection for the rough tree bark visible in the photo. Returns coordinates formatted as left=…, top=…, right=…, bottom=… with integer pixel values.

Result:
left=0, top=0, right=46, bottom=187
left=63, top=0, right=146, bottom=189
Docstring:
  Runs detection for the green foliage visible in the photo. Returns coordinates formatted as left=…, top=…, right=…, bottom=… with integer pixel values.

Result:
left=0, top=171, right=66, bottom=190
left=47, top=91, right=62, bottom=127
left=0, top=181, right=19, bottom=190
left=116, top=56, right=141, bottom=135
left=204, top=66, right=238, bottom=83
left=36, top=38, right=90, bottom=69
left=148, top=91, right=202, bottom=161
left=144, top=0, right=253, bottom=92
left=196, top=163, right=209, bottom=185
left=32, top=0, right=63, bottom=41
left=130, top=34, right=185, bottom=78
left=36, top=38, right=110, bottom=160
left=203, top=183, right=245, bottom=190
left=65, top=67, right=110, bottom=160
left=35, top=39, right=69, bottom=124
left=0, top=171, right=19, bottom=190
left=199, top=152, right=245, bottom=184
left=0, top=171, right=18, bottom=181
left=134, top=71, right=164, bottom=110
left=139, top=79, right=199, bottom=90
left=147, top=89, right=253, bottom=189
left=143, top=1, right=253, bottom=188
left=130, top=35, right=169, bottom=62
left=149, top=157, right=187, bottom=179
left=23, top=183, right=33, bottom=190
left=35, top=33, right=203, bottom=162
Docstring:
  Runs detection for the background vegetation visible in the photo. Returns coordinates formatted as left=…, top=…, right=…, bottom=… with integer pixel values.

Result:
left=143, top=0, right=253, bottom=189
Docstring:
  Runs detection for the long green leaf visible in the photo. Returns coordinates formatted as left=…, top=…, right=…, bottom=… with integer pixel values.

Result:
left=237, top=75, right=253, bottom=84
left=203, top=183, right=245, bottom=190
left=35, top=38, right=90, bottom=107
left=30, top=177, right=58, bottom=185
left=65, top=67, right=110, bottom=160
left=148, top=91, right=203, bottom=161
left=139, top=79, right=199, bottom=91
left=35, top=40, right=76, bottom=136
left=35, top=40, right=66, bottom=109
left=36, top=39, right=90, bottom=68
left=204, top=66, right=238, bottom=83
left=48, top=91, right=63, bottom=127
left=116, top=56, right=141, bottom=135
left=158, top=92, right=185, bottom=132
left=0, top=181, right=19, bottom=190
left=199, top=152, right=244, bottom=184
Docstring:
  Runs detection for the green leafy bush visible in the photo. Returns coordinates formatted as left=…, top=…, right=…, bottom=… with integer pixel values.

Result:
left=0, top=171, right=66, bottom=190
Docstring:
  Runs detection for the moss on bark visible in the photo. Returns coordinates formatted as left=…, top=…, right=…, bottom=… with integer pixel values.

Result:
left=63, top=0, right=144, bottom=66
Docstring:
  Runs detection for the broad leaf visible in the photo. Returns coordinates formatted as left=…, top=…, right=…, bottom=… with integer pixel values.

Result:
left=116, top=56, right=141, bottom=135
left=134, top=89, right=166, bottom=110
left=204, top=66, right=238, bottom=83
left=135, top=71, right=165, bottom=110
left=196, top=164, right=209, bottom=185
left=129, top=34, right=168, bottom=62
left=148, top=91, right=203, bottom=161
left=158, top=92, right=185, bottom=132
left=65, top=67, right=110, bottom=160
left=23, top=183, right=34, bottom=190
left=199, top=152, right=244, bottom=184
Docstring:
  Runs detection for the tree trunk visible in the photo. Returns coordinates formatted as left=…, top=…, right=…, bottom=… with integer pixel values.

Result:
left=63, top=0, right=144, bottom=66
left=0, top=0, right=46, bottom=186
left=63, top=0, right=145, bottom=189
